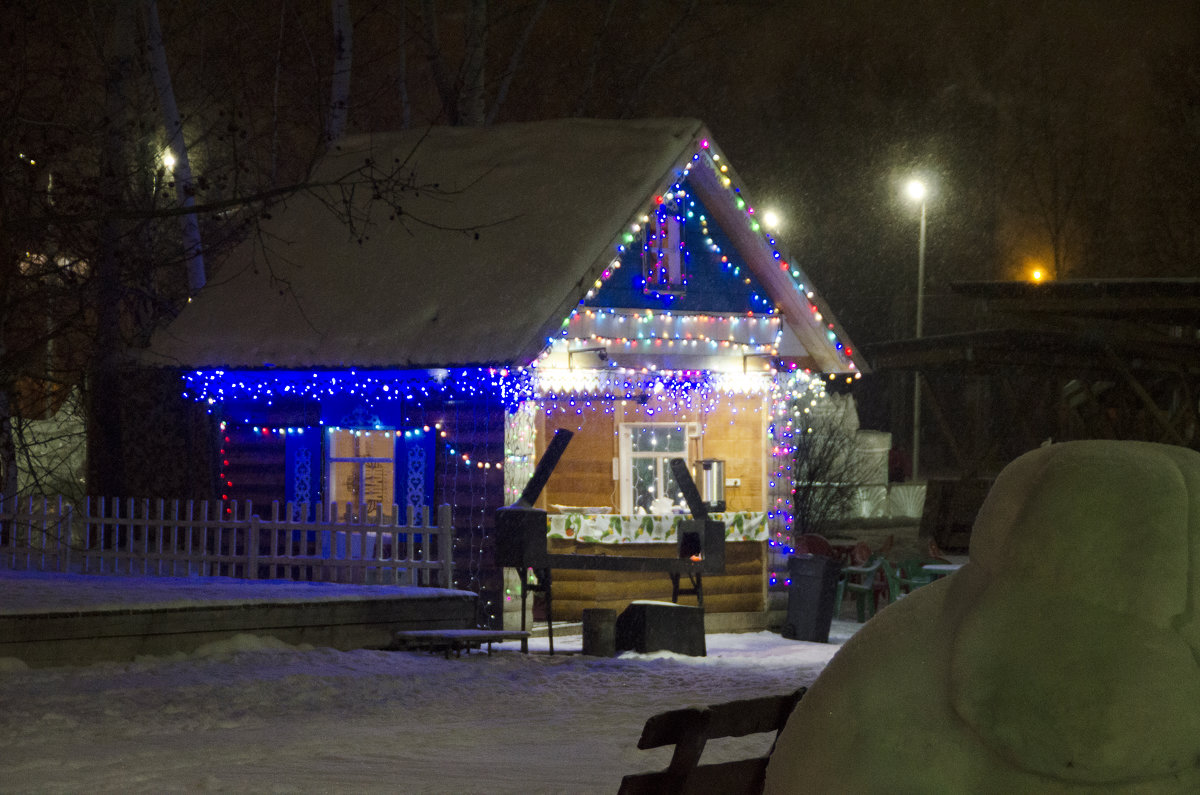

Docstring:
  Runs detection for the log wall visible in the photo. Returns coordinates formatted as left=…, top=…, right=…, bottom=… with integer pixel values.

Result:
left=543, top=538, right=766, bottom=621
left=536, top=393, right=770, bottom=513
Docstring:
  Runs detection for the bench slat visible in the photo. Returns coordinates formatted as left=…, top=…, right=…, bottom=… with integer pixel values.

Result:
left=704, top=690, right=806, bottom=740
left=620, top=757, right=772, bottom=795
left=621, top=688, right=805, bottom=795
left=636, top=689, right=805, bottom=749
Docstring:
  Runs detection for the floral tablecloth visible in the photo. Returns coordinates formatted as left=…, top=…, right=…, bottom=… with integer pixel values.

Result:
left=547, top=512, right=768, bottom=544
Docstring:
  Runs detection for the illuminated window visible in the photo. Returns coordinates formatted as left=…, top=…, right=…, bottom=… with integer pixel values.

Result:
left=327, top=429, right=395, bottom=517
left=618, top=422, right=699, bottom=513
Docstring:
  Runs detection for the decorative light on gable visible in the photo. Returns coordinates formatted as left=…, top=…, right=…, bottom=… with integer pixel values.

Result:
left=556, top=135, right=859, bottom=373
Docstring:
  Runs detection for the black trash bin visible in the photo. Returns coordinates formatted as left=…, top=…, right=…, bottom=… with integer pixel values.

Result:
left=782, top=553, right=841, bottom=642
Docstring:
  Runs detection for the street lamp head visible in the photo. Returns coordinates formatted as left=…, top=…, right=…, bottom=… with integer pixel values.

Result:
left=762, top=209, right=781, bottom=230
left=905, top=179, right=927, bottom=202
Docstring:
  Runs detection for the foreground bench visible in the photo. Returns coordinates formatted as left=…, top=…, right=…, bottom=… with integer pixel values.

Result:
left=390, top=628, right=531, bottom=658
left=619, top=688, right=806, bottom=794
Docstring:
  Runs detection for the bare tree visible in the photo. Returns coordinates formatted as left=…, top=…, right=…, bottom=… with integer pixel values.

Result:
left=1145, top=39, right=1200, bottom=274
left=0, top=1, right=452, bottom=499
left=791, top=394, right=865, bottom=538
left=411, top=0, right=546, bottom=126
left=327, top=0, right=353, bottom=143
left=144, top=0, right=206, bottom=292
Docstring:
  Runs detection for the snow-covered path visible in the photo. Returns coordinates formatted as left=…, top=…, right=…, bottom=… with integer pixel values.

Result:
left=0, top=571, right=850, bottom=793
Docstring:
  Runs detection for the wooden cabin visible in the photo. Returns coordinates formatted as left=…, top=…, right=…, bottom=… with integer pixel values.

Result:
left=144, top=118, right=865, bottom=628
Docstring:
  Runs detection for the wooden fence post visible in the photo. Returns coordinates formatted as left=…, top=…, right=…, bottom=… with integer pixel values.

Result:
left=248, top=514, right=260, bottom=579
left=62, top=497, right=73, bottom=573
left=439, top=503, right=454, bottom=588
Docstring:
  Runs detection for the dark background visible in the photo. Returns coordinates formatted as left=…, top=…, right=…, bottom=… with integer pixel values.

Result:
left=7, top=0, right=1199, bottom=455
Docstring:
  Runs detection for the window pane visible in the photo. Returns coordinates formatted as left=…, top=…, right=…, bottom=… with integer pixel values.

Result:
left=329, top=430, right=393, bottom=459
left=328, top=430, right=395, bottom=513
left=662, top=463, right=685, bottom=507
left=629, top=426, right=687, bottom=453
left=631, top=457, right=658, bottom=513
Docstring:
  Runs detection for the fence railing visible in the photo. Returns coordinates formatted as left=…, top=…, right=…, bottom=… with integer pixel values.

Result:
left=0, top=496, right=455, bottom=587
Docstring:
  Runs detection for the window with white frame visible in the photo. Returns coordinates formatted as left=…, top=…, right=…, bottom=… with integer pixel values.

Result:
left=618, top=422, right=699, bottom=514
left=327, top=428, right=395, bottom=517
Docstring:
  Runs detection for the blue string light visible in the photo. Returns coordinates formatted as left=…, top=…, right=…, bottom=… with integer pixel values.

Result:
left=182, top=367, right=535, bottom=415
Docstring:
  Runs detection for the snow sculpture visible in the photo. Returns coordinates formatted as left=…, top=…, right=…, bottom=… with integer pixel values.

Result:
left=765, top=440, right=1200, bottom=792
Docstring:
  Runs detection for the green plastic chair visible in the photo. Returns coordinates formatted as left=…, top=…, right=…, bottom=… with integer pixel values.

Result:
left=835, top=557, right=896, bottom=622
left=895, top=558, right=937, bottom=595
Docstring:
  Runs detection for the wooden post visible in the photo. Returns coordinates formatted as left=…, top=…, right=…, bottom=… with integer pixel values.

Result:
left=248, top=514, right=260, bottom=579
left=62, top=498, right=72, bottom=573
left=439, top=503, right=454, bottom=588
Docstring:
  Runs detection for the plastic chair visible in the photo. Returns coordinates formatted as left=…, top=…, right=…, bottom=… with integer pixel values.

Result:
left=895, top=558, right=938, bottom=595
left=835, top=557, right=896, bottom=622
left=796, top=534, right=836, bottom=558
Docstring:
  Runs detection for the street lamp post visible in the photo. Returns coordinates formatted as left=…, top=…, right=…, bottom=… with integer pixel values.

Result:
left=905, top=179, right=927, bottom=481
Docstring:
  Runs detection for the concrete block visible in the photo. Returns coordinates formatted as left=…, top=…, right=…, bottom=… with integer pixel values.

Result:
left=615, top=601, right=705, bottom=657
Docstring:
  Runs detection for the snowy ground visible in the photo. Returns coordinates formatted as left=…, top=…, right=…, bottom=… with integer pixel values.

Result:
left=0, top=570, right=855, bottom=793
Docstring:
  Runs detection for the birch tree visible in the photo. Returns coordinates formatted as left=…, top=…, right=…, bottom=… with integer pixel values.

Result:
left=327, top=0, right=353, bottom=143
left=143, top=0, right=206, bottom=292
left=412, top=0, right=546, bottom=126
left=87, top=0, right=140, bottom=499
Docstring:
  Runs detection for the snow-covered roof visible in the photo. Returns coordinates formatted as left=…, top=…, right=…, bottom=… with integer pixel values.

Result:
left=146, top=118, right=859, bottom=372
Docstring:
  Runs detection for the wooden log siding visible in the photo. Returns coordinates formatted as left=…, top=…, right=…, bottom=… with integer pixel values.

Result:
left=544, top=539, right=766, bottom=620
left=0, top=496, right=455, bottom=587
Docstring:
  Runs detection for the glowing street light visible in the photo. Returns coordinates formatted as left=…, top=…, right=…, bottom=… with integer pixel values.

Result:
left=762, top=209, right=781, bottom=230
left=905, top=178, right=927, bottom=203
left=905, top=180, right=927, bottom=338
left=161, top=150, right=177, bottom=171
left=905, top=178, right=928, bottom=480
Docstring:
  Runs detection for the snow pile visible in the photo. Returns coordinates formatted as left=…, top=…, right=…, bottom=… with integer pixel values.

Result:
left=766, top=440, right=1200, bottom=792
left=0, top=570, right=851, bottom=793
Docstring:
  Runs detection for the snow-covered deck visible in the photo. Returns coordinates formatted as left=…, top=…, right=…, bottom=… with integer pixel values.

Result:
left=0, top=569, right=477, bottom=667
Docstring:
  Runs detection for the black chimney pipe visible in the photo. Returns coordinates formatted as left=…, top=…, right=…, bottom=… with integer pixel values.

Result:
left=516, top=428, right=574, bottom=508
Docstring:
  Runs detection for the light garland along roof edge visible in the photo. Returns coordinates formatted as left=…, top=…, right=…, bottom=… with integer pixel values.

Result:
left=544, top=124, right=864, bottom=377
left=181, top=365, right=817, bottom=416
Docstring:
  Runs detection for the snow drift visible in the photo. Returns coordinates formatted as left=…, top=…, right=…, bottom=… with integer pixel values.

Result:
left=766, top=440, right=1200, bottom=792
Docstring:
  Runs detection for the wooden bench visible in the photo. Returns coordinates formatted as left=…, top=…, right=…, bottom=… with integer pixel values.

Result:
left=390, top=629, right=531, bottom=658
left=619, top=688, right=806, bottom=794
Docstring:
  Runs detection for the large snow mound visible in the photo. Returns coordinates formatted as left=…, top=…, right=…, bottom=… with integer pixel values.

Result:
left=765, top=440, right=1200, bottom=792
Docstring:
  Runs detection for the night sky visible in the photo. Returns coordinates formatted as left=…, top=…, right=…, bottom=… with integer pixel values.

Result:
left=7, top=0, right=1199, bottom=349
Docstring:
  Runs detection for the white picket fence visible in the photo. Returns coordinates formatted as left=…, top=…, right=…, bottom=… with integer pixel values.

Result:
left=0, top=496, right=455, bottom=587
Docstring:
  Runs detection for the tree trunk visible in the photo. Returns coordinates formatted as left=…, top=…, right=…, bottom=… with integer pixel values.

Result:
left=396, top=0, right=411, bottom=128
left=143, top=0, right=206, bottom=292
left=458, top=0, right=486, bottom=126
left=419, top=0, right=459, bottom=124
left=487, top=0, right=547, bottom=125
left=572, top=0, right=616, bottom=118
left=87, top=0, right=138, bottom=499
left=0, top=379, right=18, bottom=500
left=327, top=0, right=353, bottom=144
left=619, top=0, right=697, bottom=119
